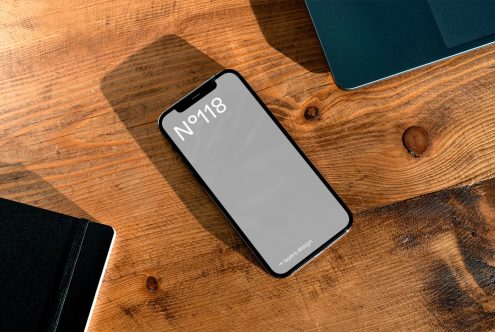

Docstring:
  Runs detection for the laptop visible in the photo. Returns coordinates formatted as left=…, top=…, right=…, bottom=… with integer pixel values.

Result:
left=305, top=0, right=495, bottom=89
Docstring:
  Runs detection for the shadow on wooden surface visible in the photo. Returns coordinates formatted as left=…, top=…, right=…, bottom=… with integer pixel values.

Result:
left=100, top=35, right=263, bottom=269
left=0, top=162, right=92, bottom=220
left=358, top=179, right=495, bottom=330
left=250, top=0, right=328, bottom=73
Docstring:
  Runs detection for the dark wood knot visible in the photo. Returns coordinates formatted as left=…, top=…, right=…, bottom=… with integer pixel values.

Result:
left=146, top=276, right=158, bottom=293
left=304, top=106, right=320, bottom=121
left=402, top=126, right=429, bottom=157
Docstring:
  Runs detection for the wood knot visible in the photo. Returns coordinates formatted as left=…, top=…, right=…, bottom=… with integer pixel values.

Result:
left=402, top=126, right=429, bottom=157
left=304, top=106, right=320, bottom=121
left=146, top=276, right=158, bottom=293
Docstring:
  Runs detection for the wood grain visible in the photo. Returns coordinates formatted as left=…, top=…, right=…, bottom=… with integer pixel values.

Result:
left=88, top=176, right=495, bottom=331
left=0, top=0, right=495, bottom=330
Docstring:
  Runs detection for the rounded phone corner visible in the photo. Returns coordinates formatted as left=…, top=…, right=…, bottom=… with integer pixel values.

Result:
left=214, top=68, right=244, bottom=81
left=157, top=109, right=168, bottom=129
left=343, top=210, right=353, bottom=233
left=266, top=265, right=294, bottom=279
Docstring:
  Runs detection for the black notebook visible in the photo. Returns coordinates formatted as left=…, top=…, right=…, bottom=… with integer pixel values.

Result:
left=0, top=198, right=115, bottom=331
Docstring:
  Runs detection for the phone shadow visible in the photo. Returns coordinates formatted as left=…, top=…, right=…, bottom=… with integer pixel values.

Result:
left=100, top=35, right=262, bottom=269
left=249, top=0, right=328, bottom=73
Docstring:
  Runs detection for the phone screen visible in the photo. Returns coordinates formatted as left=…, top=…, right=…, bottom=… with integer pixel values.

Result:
left=160, top=70, right=351, bottom=276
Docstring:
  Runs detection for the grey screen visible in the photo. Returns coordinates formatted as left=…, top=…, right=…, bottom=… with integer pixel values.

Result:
left=162, top=72, right=350, bottom=275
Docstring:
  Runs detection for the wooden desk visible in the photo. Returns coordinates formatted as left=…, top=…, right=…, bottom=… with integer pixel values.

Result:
left=1, top=1, right=495, bottom=330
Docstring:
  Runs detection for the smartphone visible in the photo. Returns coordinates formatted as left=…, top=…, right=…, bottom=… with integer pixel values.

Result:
left=158, top=69, right=352, bottom=277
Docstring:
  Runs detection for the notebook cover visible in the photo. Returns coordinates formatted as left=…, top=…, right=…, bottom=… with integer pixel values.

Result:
left=0, top=198, right=114, bottom=331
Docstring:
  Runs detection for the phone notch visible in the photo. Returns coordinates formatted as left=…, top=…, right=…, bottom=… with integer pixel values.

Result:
left=175, top=79, right=217, bottom=113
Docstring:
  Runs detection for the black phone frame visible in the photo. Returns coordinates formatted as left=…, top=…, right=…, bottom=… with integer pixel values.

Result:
left=157, top=69, right=353, bottom=278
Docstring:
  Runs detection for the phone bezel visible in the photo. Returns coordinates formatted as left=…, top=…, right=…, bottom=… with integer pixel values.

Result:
left=157, top=69, right=353, bottom=278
